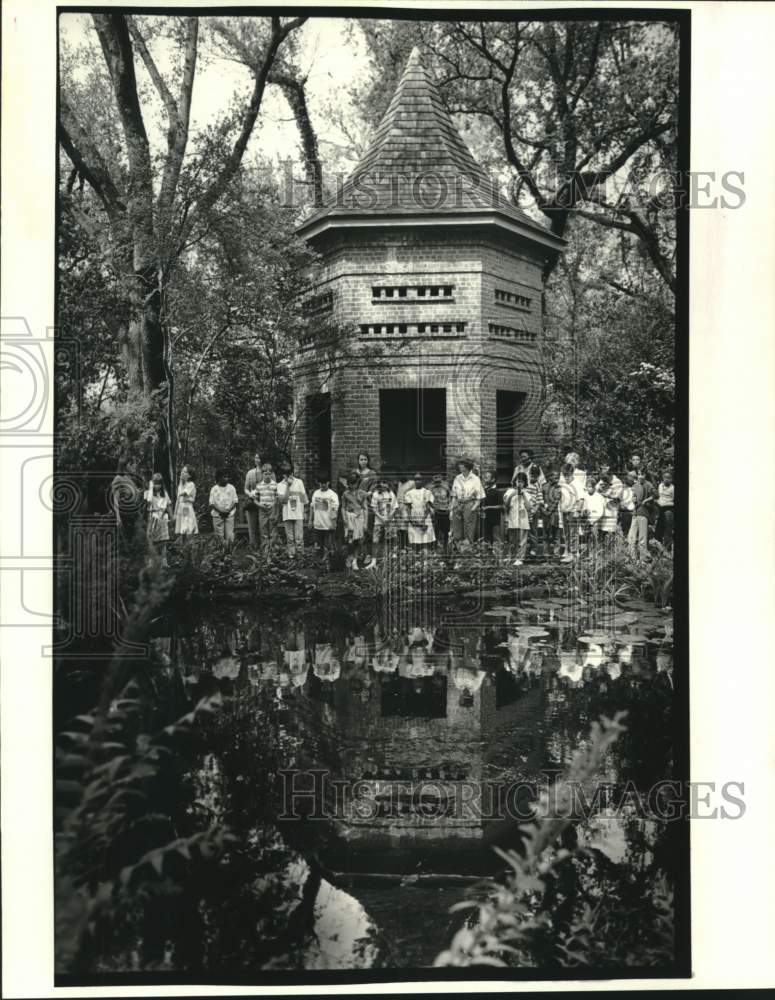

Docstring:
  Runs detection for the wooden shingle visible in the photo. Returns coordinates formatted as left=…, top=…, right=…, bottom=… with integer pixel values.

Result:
left=298, top=46, right=550, bottom=235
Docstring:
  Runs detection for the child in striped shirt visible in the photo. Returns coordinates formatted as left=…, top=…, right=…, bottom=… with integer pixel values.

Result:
left=250, top=463, right=278, bottom=549
left=527, top=464, right=545, bottom=558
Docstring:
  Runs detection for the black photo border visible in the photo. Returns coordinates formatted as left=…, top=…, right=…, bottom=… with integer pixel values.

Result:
left=52, top=2, right=691, bottom=989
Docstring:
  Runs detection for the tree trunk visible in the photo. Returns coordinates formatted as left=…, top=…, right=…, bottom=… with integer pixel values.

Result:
left=124, top=261, right=175, bottom=487
left=61, top=14, right=306, bottom=492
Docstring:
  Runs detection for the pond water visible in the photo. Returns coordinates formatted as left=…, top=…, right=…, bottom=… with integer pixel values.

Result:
left=146, top=589, right=676, bottom=970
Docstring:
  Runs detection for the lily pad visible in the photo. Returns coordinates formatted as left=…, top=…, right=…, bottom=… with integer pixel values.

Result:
left=634, top=611, right=673, bottom=625
left=596, top=611, right=641, bottom=628
left=515, top=626, right=550, bottom=639
left=577, top=633, right=613, bottom=645
left=617, top=598, right=660, bottom=613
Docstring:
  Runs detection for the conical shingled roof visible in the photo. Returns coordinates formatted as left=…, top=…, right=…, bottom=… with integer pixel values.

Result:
left=297, top=46, right=558, bottom=245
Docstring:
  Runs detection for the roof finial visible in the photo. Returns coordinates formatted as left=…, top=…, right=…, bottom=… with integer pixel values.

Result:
left=407, top=45, right=424, bottom=68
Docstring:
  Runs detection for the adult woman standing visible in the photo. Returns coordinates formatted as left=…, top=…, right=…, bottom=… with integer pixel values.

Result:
left=174, top=465, right=199, bottom=537
left=450, top=459, right=485, bottom=549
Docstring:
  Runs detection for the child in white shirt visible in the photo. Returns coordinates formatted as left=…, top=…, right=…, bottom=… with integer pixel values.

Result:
left=597, top=474, right=620, bottom=535
left=655, top=469, right=674, bottom=549
left=403, top=472, right=436, bottom=547
left=503, top=472, right=531, bottom=566
left=209, top=469, right=238, bottom=548
left=558, top=462, right=580, bottom=563
left=276, top=463, right=308, bottom=556
left=371, top=479, right=398, bottom=562
left=395, top=475, right=415, bottom=550
left=582, top=478, right=606, bottom=548
left=451, top=459, right=485, bottom=549
left=309, top=472, right=339, bottom=555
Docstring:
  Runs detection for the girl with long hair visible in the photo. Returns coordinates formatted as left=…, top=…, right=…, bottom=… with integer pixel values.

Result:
left=146, top=472, right=172, bottom=564
left=175, top=465, right=199, bottom=537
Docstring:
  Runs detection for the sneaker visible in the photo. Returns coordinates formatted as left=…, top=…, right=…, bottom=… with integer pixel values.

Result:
left=513, top=558, right=524, bottom=567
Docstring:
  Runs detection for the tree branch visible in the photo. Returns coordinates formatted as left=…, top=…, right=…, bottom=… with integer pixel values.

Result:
left=58, top=96, right=126, bottom=217
left=572, top=204, right=676, bottom=294
left=91, top=13, right=155, bottom=252
left=268, top=70, right=323, bottom=207
left=194, top=16, right=306, bottom=219
left=126, top=16, right=178, bottom=120
left=126, top=16, right=199, bottom=233
left=574, top=121, right=673, bottom=193
left=570, top=22, right=604, bottom=109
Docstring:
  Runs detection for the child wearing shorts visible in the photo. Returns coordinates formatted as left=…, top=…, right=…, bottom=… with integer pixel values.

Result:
left=342, top=471, right=367, bottom=568
left=370, top=478, right=398, bottom=564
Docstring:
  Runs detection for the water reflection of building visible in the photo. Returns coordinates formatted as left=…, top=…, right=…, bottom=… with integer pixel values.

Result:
left=171, top=600, right=673, bottom=874
left=381, top=549, right=438, bottom=636
left=279, top=618, right=553, bottom=872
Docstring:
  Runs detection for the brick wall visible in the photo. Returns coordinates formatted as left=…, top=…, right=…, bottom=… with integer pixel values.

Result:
left=293, top=224, right=550, bottom=483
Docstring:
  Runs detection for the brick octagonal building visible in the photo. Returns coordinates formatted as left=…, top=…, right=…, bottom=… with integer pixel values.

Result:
left=294, top=47, right=564, bottom=485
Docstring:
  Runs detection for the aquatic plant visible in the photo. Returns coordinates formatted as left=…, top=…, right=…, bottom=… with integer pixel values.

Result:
left=168, top=534, right=315, bottom=598
left=562, top=533, right=673, bottom=609
left=434, top=711, right=675, bottom=970
left=55, top=682, right=230, bottom=972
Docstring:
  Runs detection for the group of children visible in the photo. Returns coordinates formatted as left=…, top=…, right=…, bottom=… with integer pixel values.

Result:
left=496, top=449, right=675, bottom=564
left=243, top=454, right=441, bottom=566
left=130, top=447, right=674, bottom=568
left=236, top=447, right=673, bottom=568
left=138, top=465, right=200, bottom=564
